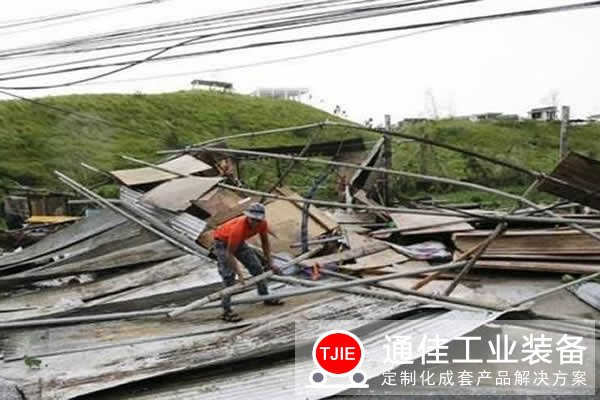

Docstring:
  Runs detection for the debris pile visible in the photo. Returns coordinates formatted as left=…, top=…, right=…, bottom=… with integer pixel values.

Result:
left=0, top=122, right=598, bottom=399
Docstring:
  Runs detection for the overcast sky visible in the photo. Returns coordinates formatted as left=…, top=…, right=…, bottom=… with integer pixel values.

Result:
left=1, top=0, right=599, bottom=124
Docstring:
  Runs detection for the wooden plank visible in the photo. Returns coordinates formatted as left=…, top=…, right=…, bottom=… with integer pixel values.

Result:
left=111, top=155, right=213, bottom=186
left=142, top=177, right=222, bottom=212
left=275, top=187, right=338, bottom=231
left=390, top=213, right=474, bottom=235
left=474, top=260, right=600, bottom=274
left=193, top=187, right=253, bottom=227
left=340, top=249, right=409, bottom=271
left=458, top=253, right=600, bottom=262
left=343, top=230, right=388, bottom=251
left=454, top=228, right=600, bottom=255
left=353, top=189, right=389, bottom=221
left=299, top=242, right=386, bottom=267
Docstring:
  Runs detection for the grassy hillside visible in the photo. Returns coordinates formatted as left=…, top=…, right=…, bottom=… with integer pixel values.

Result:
left=1, top=90, right=600, bottom=209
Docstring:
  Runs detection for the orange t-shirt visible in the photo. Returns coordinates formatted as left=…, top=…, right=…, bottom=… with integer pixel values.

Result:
left=213, top=215, right=268, bottom=249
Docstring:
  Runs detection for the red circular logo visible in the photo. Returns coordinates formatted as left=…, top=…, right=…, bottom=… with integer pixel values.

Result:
left=313, top=330, right=364, bottom=375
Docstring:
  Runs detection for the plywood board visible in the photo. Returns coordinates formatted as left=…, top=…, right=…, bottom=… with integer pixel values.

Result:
left=248, top=199, right=327, bottom=255
left=111, top=155, right=213, bottom=186
left=275, top=187, right=338, bottom=231
left=341, top=249, right=409, bottom=271
left=299, top=242, right=387, bottom=267
left=142, top=177, right=222, bottom=212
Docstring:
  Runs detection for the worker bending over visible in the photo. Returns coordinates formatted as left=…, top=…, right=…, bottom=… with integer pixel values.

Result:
left=213, top=202, right=283, bottom=322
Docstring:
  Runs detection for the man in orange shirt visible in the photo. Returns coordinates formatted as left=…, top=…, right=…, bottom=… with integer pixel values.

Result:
left=213, top=202, right=283, bottom=322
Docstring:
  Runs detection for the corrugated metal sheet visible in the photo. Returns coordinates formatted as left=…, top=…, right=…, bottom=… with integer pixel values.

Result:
left=170, top=213, right=207, bottom=240
left=568, top=282, right=600, bottom=311
left=111, top=155, right=213, bottom=186
left=1, top=294, right=415, bottom=400
left=142, top=177, right=222, bottom=212
left=122, top=310, right=495, bottom=400
left=0, top=209, right=126, bottom=268
left=539, top=152, right=600, bottom=211
left=120, top=186, right=206, bottom=240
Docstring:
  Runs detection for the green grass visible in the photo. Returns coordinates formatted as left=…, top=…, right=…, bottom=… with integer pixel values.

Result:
left=1, top=90, right=599, bottom=210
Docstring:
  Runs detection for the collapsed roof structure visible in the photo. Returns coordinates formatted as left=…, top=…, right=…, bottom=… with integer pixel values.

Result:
left=0, top=121, right=598, bottom=399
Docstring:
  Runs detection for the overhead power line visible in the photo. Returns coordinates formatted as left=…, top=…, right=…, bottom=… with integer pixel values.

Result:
left=0, top=0, right=460, bottom=77
left=76, top=25, right=455, bottom=86
left=0, top=0, right=165, bottom=30
left=0, top=0, right=385, bottom=58
left=0, top=1, right=598, bottom=90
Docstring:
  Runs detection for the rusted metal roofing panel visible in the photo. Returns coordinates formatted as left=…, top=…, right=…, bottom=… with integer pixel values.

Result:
left=142, top=177, right=222, bottom=212
left=111, top=155, right=213, bottom=186
left=539, top=152, right=600, bottom=210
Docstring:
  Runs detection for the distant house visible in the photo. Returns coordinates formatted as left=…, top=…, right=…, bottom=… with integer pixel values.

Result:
left=528, top=106, right=558, bottom=121
left=588, top=114, right=600, bottom=123
left=402, top=118, right=429, bottom=124
left=453, top=113, right=519, bottom=122
left=190, top=79, right=233, bottom=92
left=469, top=112, right=503, bottom=122
left=251, top=87, right=309, bottom=101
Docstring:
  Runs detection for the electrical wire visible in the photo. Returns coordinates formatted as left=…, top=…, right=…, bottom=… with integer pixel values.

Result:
left=76, top=24, right=455, bottom=86
left=0, top=0, right=383, bottom=58
left=0, top=0, right=458, bottom=77
left=0, top=0, right=164, bottom=30
left=0, top=1, right=598, bottom=90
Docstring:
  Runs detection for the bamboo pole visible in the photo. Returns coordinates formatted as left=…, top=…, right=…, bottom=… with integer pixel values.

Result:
left=510, top=271, right=600, bottom=308
left=168, top=245, right=323, bottom=318
left=158, top=120, right=600, bottom=203
left=171, top=259, right=469, bottom=319
left=191, top=148, right=600, bottom=242
left=443, top=180, right=540, bottom=296
left=120, top=155, right=600, bottom=226
left=169, top=259, right=470, bottom=318
left=271, top=275, right=485, bottom=312
left=191, top=122, right=326, bottom=149
left=320, top=269, right=504, bottom=311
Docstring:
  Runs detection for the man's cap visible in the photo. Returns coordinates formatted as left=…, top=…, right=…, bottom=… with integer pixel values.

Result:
left=244, top=202, right=266, bottom=220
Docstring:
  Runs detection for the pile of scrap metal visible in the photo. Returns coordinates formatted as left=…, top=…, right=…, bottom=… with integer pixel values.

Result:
left=0, top=122, right=599, bottom=399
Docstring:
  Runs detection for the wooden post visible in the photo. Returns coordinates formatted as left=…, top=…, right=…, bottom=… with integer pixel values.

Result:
left=383, top=114, right=392, bottom=206
left=559, top=105, right=570, bottom=159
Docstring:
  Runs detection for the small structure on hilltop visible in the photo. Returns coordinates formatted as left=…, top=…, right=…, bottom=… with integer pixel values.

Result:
left=190, top=79, right=233, bottom=92
left=251, top=87, right=309, bottom=101
left=528, top=106, right=558, bottom=121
